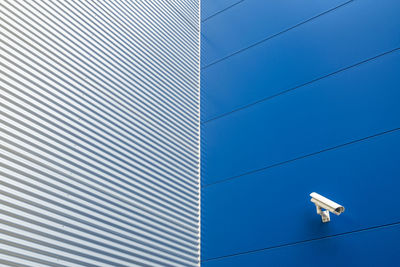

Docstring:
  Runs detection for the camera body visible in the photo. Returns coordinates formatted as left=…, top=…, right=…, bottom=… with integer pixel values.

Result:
left=310, top=192, right=345, bottom=223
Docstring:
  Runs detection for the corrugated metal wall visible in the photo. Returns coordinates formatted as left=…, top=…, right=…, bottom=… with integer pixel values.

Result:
left=0, top=0, right=200, bottom=266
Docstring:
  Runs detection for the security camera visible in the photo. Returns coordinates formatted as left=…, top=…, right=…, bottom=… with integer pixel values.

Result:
left=310, top=192, right=345, bottom=223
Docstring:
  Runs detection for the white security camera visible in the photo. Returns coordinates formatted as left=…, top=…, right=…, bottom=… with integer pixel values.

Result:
left=310, top=192, right=345, bottom=223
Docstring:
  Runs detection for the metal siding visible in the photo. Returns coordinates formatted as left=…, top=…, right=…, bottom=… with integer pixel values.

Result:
left=201, top=0, right=400, bottom=265
left=0, top=0, right=200, bottom=266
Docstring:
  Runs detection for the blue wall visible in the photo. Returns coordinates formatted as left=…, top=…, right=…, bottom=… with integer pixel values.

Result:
left=201, top=0, right=400, bottom=266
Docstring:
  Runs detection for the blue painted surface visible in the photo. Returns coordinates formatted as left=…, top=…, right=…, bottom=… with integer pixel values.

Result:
left=201, top=0, right=242, bottom=21
left=201, top=0, right=400, bottom=121
left=202, top=129, right=400, bottom=259
left=201, top=0, right=348, bottom=67
left=202, top=49, right=400, bottom=186
left=201, top=0, right=400, bottom=265
left=202, top=223, right=400, bottom=267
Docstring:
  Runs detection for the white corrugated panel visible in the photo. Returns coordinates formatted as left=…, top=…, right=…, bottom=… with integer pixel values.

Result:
left=0, top=0, right=200, bottom=266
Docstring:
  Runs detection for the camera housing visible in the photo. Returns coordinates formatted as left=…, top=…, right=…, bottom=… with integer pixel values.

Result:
left=310, top=192, right=345, bottom=223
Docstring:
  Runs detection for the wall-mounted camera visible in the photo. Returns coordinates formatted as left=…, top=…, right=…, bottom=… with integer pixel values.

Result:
left=310, top=192, right=345, bottom=223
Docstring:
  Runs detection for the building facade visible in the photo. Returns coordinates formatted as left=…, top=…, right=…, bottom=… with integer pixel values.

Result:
left=201, top=0, right=400, bottom=266
left=1, top=0, right=400, bottom=266
left=0, top=1, right=200, bottom=266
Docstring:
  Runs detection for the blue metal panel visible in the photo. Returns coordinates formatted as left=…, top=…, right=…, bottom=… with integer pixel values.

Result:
left=201, top=0, right=242, bottom=21
left=201, top=0, right=348, bottom=67
left=202, top=223, right=400, bottom=266
left=202, top=49, right=400, bottom=186
left=202, top=129, right=400, bottom=260
left=201, top=0, right=400, bottom=121
left=201, top=0, right=400, bottom=265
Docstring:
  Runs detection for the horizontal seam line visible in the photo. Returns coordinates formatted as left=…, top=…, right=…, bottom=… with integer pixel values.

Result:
left=201, top=221, right=400, bottom=262
left=201, top=47, right=400, bottom=124
left=201, top=0, right=354, bottom=69
left=201, top=0, right=244, bottom=22
left=202, top=127, right=400, bottom=188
